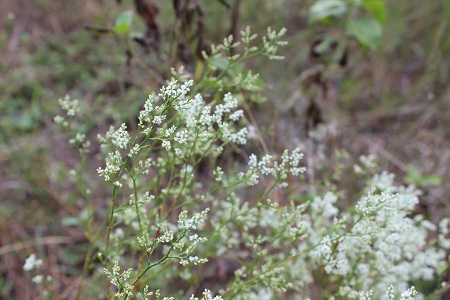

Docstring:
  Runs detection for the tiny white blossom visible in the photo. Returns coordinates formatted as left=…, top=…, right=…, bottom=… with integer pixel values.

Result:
left=152, top=115, right=166, bottom=125
left=229, top=109, right=244, bottom=121
left=174, top=129, right=188, bottom=144
left=58, top=95, right=80, bottom=117
left=162, top=140, right=171, bottom=150
left=23, top=254, right=43, bottom=271
left=114, top=181, right=123, bottom=187
left=32, top=275, right=44, bottom=284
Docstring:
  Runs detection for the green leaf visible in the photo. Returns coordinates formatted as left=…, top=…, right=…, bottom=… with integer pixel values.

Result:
left=404, top=165, right=442, bottom=187
left=208, top=56, right=230, bottom=70
left=362, top=0, right=387, bottom=24
left=228, top=63, right=244, bottom=77
left=308, top=0, right=347, bottom=23
left=113, top=10, right=134, bottom=34
left=313, top=36, right=337, bottom=55
left=419, top=175, right=442, bottom=187
left=215, top=0, right=230, bottom=8
left=346, top=18, right=382, bottom=51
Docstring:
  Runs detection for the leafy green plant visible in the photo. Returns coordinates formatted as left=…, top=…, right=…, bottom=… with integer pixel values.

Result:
left=113, top=10, right=134, bottom=35
left=308, top=0, right=387, bottom=51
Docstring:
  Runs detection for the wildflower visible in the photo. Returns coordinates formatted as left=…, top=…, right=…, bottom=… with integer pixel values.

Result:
left=162, top=140, right=171, bottom=150
left=174, top=129, right=188, bottom=144
left=58, top=95, right=80, bottom=117
left=32, top=275, right=44, bottom=284
left=23, top=254, right=43, bottom=271
left=189, top=289, right=223, bottom=300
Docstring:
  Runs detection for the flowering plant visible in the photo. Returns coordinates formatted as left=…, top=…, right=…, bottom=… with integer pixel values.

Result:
left=44, top=27, right=450, bottom=300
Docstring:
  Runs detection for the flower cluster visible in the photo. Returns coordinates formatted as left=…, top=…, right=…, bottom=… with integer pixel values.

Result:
left=175, top=209, right=210, bottom=266
left=54, top=95, right=80, bottom=127
left=137, top=288, right=223, bottom=300
left=23, top=254, right=43, bottom=271
left=207, top=154, right=448, bottom=299
left=96, top=150, right=123, bottom=182
left=296, top=171, right=447, bottom=298
left=139, top=80, right=193, bottom=131
left=55, top=31, right=449, bottom=299
left=262, top=27, right=288, bottom=60
left=189, top=289, right=223, bottom=300
left=386, top=286, right=418, bottom=300
left=55, top=95, right=90, bottom=153
left=103, top=261, right=134, bottom=298
left=173, top=92, right=248, bottom=152
left=240, top=148, right=306, bottom=186
left=204, top=26, right=287, bottom=62
left=23, top=254, right=52, bottom=289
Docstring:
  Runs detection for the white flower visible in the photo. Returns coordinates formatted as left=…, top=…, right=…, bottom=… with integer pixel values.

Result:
left=229, top=109, right=244, bottom=121
left=311, top=192, right=339, bottom=218
left=23, top=254, right=43, bottom=271
left=32, top=275, right=44, bottom=284
left=162, top=140, right=171, bottom=150
left=189, top=289, right=223, bottom=300
left=152, top=115, right=166, bottom=125
left=58, top=95, right=80, bottom=117
left=104, top=123, right=130, bottom=149
left=174, top=130, right=188, bottom=144
left=114, top=181, right=123, bottom=187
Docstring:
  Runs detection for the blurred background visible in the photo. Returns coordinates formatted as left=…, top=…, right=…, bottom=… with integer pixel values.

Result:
left=1, top=0, right=449, bottom=298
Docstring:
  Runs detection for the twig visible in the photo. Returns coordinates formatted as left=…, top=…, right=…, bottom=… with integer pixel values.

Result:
left=0, top=236, right=71, bottom=256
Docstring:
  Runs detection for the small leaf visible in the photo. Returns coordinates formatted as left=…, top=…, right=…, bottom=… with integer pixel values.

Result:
left=228, top=63, right=244, bottom=77
left=404, top=165, right=442, bottom=187
left=194, top=59, right=205, bottom=82
left=346, top=18, right=382, bottom=51
left=419, top=175, right=442, bottom=187
left=208, top=56, right=230, bottom=70
left=308, top=0, right=347, bottom=23
left=313, top=36, right=337, bottom=55
left=113, top=10, right=134, bottom=34
left=215, top=0, right=230, bottom=8
left=362, top=0, right=387, bottom=24
left=200, top=78, right=221, bottom=89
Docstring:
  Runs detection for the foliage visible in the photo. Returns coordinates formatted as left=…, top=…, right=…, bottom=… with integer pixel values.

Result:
left=308, top=0, right=386, bottom=51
